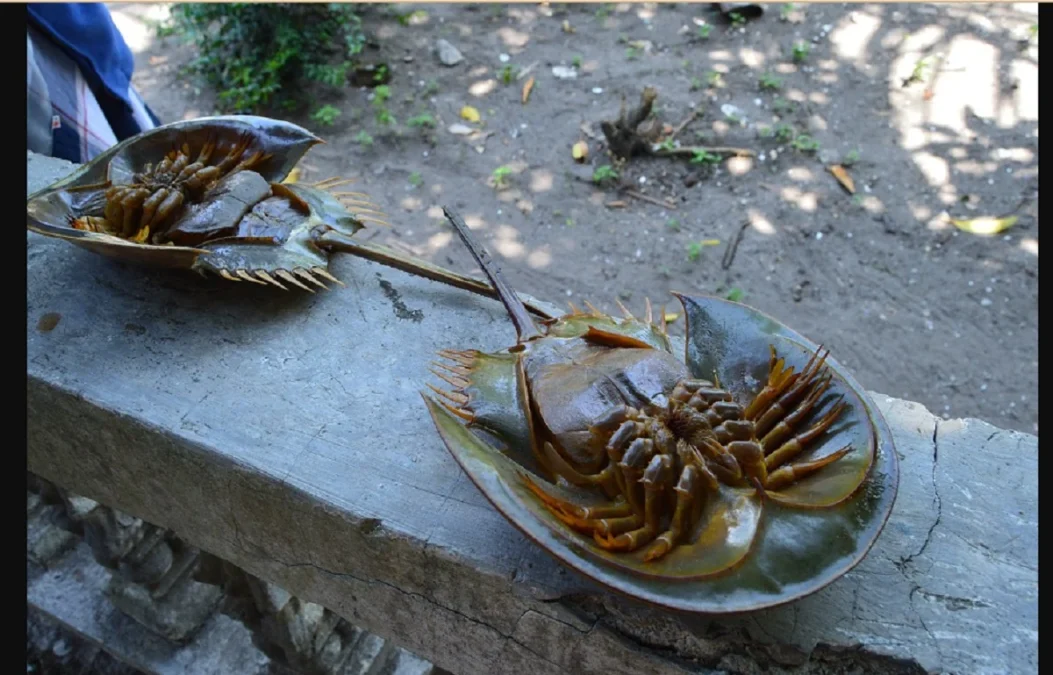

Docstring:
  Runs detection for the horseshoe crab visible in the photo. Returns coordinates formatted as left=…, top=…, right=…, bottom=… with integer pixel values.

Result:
left=25, top=115, right=550, bottom=314
left=422, top=207, right=899, bottom=613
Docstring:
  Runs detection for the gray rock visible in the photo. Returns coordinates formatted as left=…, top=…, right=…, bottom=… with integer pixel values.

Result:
left=435, top=39, right=463, bottom=67
left=28, top=542, right=276, bottom=675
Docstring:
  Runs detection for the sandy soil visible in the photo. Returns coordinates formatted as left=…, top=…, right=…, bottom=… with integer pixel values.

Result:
left=109, top=2, right=1038, bottom=435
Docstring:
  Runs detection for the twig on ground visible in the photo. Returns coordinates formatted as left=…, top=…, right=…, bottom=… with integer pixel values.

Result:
left=654, top=145, right=755, bottom=158
left=667, top=110, right=700, bottom=142
left=721, top=220, right=750, bottom=270
left=623, top=189, right=677, bottom=210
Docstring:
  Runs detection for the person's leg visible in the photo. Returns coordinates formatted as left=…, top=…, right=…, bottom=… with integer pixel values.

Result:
left=125, top=84, right=161, bottom=131
left=27, top=32, right=54, bottom=157
left=26, top=25, right=118, bottom=164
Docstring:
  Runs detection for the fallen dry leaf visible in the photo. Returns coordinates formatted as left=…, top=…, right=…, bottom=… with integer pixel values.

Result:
left=663, top=312, right=680, bottom=324
left=283, top=167, right=301, bottom=184
left=572, top=140, right=589, bottom=162
left=606, top=200, right=629, bottom=209
left=460, top=105, right=481, bottom=123
left=700, top=239, right=721, bottom=247
left=522, top=76, right=535, bottom=104
left=827, top=164, right=856, bottom=194
left=448, top=123, right=474, bottom=135
left=950, top=215, right=1018, bottom=236
left=562, top=19, right=575, bottom=33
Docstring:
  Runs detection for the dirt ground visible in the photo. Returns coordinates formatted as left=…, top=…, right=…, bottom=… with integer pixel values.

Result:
left=109, top=2, right=1038, bottom=435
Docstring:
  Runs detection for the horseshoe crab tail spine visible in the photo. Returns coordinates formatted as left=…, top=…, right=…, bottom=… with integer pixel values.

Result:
left=441, top=206, right=544, bottom=343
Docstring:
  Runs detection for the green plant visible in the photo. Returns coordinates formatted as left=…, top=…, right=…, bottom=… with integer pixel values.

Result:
left=151, top=17, right=178, bottom=38
left=572, top=54, right=583, bottom=68
left=499, top=64, right=516, bottom=84
left=725, top=287, right=744, bottom=302
left=354, top=130, right=374, bottom=146
left=592, top=165, right=619, bottom=184
left=422, top=80, right=441, bottom=97
left=626, top=46, right=642, bottom=61
left=780, top=3, right=796, bottom=21
left=759, top=72, right=782, bottom=90
left=843, top=148, right=861, bottom=166
left=697, top=24, right=712, bottom=39
left=407, top=113, right=437, bottom=128
left=903, top=57, right=929, bottom=86
left=171, top=3, right=366, bottom=113
left=706, top=70, right=725, bottom=87
left=408, top=171, right=423, bottom=187
left=690, top=77, right=703, bottom=91
left=372, top=85, right=395, bottom=125
left=310, top=104, right=341, bottom=126
left=792, top=41, right=810, bottom=63
left=492, top=165, right=513, bottom=189
left=395, top=9, right=428, bottom=26
left=729, top=11, right=746, bottom=27
left=791, top=134, right=820, bottom=153
left=595, top=3, right=613, bottom=20
left=774, top=123, right=796, bottom=142
left=666, top=217, right=681, bottom=232
left=772, top=97, right=795, bottom=114
left=373, top=85, right=392, bottom=105
left=690, top=149, right=721, bottom=165
left=686, top=241, right=704, bottom=261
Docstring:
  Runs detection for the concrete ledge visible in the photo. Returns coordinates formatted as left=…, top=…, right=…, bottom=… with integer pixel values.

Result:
left=27, top=152, right=1037, bottom=675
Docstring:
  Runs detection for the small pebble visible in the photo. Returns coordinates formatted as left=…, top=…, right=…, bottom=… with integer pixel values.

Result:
left=815, top=232, right=823, bottom=240
left=592, top=87, right=604, bottom=94
left=639, top=176, right=647, bottom=184
left=499, top=53, right=510, bottom=62
left=980, top=298, right=992, bottom=306
left=565, top=289, right=573, bottom=296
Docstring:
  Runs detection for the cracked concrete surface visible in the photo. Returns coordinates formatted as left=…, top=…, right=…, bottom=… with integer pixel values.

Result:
left=27, top=153, right=1037, bottom=675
